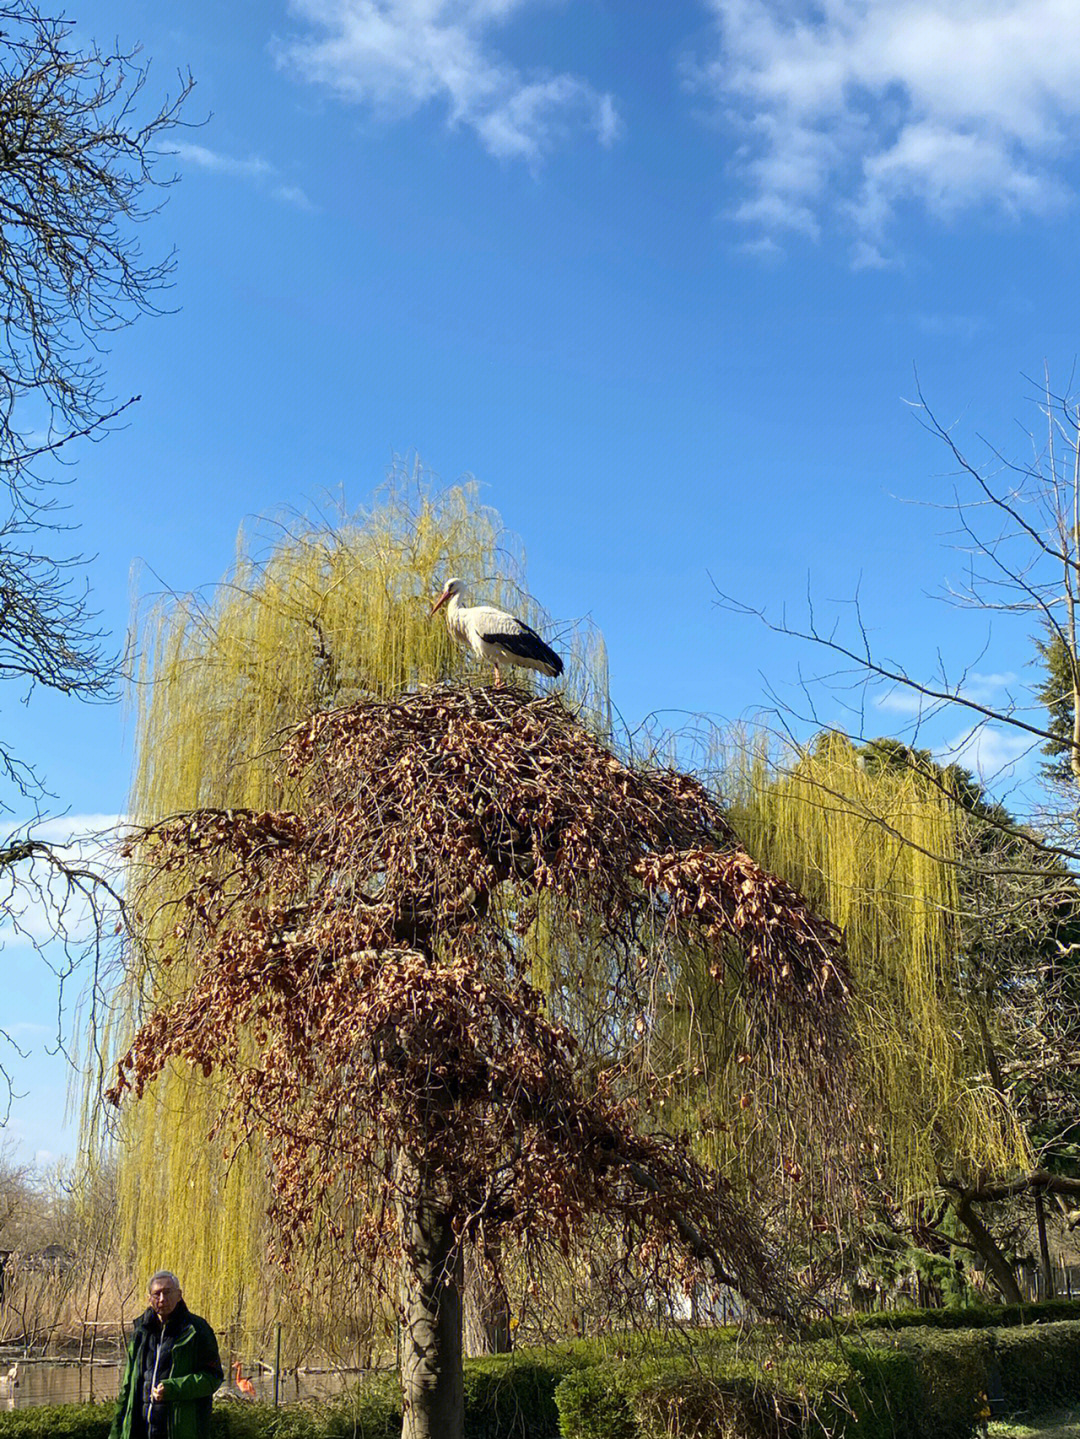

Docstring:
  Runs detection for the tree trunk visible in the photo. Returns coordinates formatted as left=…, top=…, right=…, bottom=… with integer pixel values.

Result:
left=397, top=1155, right=464, bottom=1439
left=463, top=1242, right=512, bottom=1356
left=954, top=1197, right=1023, bottom=1304
left=1034, top=1188, right=1055, bottom=1299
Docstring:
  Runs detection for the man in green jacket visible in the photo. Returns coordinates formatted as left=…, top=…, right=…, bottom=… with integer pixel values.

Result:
left=110, top=1271, right=224, bottom=1439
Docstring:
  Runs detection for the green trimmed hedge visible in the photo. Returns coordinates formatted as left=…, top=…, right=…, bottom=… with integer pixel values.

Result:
left=992, top=1319, right=1080, bottom=1416
left=554, top=1347, right=918, bottom=1439
left=6, top=1311, right=1080, bottom=1439
left=211, top=1383, right=401, bottom=1439
left=461, top=1348, right=593, bottom=1438
left=862, top=1327, right=992, bottom=1439
left=554, top=1343, right=874, bottom=1439
left=555, top=1365, right=638, bottom=1439
left=0, top=1348, right=587, bottom=1439
left=0, top=1403, right=114, bottom=1438
left=555, top=1317, right=1080, bottom=1438
left=825, top=1347, right=920, bottom=1439
left=813, top=1296, right=1080, bottom=1336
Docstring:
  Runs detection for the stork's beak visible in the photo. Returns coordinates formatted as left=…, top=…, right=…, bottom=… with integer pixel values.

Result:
left=429, top=589, right=450, bottom=617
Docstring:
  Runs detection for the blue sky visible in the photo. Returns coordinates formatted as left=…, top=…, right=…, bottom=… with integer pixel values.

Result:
left=4, top=0, right=1080, bottom=1163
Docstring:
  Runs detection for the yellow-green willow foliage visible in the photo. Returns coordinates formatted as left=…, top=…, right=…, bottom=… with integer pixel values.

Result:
left=701, top=731, right=1030, bottom=1208
left=92, top=472, right=610, bottom=1357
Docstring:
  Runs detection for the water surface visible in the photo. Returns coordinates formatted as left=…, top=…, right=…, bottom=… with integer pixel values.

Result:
left=0, top=1360, right=356, bottom=1410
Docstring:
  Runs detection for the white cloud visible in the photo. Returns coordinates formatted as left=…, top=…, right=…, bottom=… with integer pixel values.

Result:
left=5, top=1022, right=51, bottom=1039
left=959, top=671, right=1018, bottom=705
left=913, top=311, right=986, bottom=342
left=701, top=0, right=1080, bottom=255
left=938, top=724, right=1032, bottom=779
left=849, top=237, right=894, bottom=271
left=0, top=815, right=126, bottom=951
left=171, top=142, right=314, bottom=209
left=0, top=814, right=127, bottom=847
left=735, top=233, right=785, bottom=261
left=172, top=143, right=273, bottom=179
left=874, top=672, right=1017, bottom=717
left=276, top=0, right=620, bottom=164
left=272, top=183, right=316, bottom=210
left=873, top=687, right=927, bottom=716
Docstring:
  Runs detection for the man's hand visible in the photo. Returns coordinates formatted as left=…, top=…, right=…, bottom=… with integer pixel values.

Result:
left=151, top=1384, right=165, bottom=1403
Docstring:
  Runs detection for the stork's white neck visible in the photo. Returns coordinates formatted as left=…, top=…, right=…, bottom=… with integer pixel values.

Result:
left=445, top=589, right=470, bottom=642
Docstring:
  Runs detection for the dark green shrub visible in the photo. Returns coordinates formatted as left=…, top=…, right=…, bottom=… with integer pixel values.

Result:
left=632, top=1371, right=804, bottom=1439
left=991, top=1319, right=1080, bottom=1416
left=215, top=1387, right=401, bottom=1439
left=996, top=1298, right=1080, bottom=1327
left=553, top=1331, right=987, bottom=1439
left=0, top=1402, right=113, bottom=1438
left=463, top=1350, right=587, bottom=1439
left=861, top=1327, right=989, bottom=1439
left=816, top=1296, right=1080, bottom=1338
left=555, top=1344, right=871, bottom=1439
left=813, top=1346, right=920, bottom=1439
left=555, top=1348, right=903, bottom=1439
left=0, top=1388, right=403, bottom=1439
left=555, top=1364, right=638, bottom=1439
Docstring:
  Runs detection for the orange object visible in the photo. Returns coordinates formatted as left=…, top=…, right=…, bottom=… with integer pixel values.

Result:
left=233, top=1362, right=256, bottom=1400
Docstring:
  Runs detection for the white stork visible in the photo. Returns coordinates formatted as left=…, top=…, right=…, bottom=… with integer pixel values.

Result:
left=430, top=577, right=564, bottom=686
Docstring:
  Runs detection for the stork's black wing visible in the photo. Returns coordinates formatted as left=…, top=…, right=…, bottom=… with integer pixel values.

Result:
left=481, top=623, right=564, bottom=677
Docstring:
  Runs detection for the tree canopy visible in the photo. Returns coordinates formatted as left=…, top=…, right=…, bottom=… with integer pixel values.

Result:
left=90, top=484, right=609, bottom=1356
left=108, top=684, right=848, bottom=1437
left=92, top=483, right=857, bottom=1436
left=110, top=685, right=846, bottom=1285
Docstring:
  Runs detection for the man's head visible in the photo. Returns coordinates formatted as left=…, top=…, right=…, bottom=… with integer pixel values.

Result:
left=147, top=1271, right=182, bottom=1321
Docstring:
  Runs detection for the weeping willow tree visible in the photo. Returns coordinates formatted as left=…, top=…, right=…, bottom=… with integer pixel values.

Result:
left=656, top=729, right=1033, bottom=1302
left=88, top=472, right=612, bottom=1358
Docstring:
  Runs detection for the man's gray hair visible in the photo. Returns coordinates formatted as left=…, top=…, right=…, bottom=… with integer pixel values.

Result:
left=148, top=1270, right=181, bottom=1291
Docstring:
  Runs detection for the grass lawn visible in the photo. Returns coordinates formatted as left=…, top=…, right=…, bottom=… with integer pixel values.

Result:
left=990, top=1414, right=1080, bottom=1438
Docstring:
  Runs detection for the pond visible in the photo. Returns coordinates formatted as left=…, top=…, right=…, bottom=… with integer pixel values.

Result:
left=0, top=1360, right=360, bottom=1410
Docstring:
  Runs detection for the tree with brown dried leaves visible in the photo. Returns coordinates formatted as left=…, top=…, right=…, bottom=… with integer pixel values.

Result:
left=109, top=685, right=847, bottom=1439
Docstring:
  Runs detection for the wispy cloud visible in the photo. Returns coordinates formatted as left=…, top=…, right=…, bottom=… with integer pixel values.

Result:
left=873, top=687, right=927, bottom=717
left=271, top=183, right=316, bottom=210
left=873, top=671, right=1017, bottom=718
left=171, top=142, right=314, bottom=209
left=275, top=0, right=620, bottom=164
left=698, top=0, right=1080, bottom=258
left=1, top=815, right=126, bottom=847
left=172, top=142, right=273, bottom=179
left=938, top=724, right=1032, bottom=780
left=0, top=814, right=125, bottom=951
left=959, top=671, right=1018, bottom=706
left=913, top=312, right=987, bottom=343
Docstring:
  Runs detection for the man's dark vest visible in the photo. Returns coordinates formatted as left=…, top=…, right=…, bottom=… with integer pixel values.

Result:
left=137, top=1300, right=192, bottom=1438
